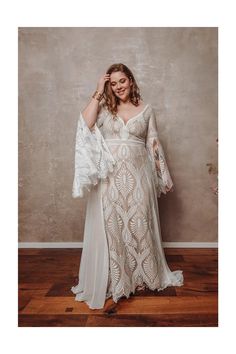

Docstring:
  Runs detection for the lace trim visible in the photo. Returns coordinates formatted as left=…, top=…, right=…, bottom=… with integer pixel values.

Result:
left=105, top=270, right=184, bottom=303
left=72, top=112, right=117, bottom=198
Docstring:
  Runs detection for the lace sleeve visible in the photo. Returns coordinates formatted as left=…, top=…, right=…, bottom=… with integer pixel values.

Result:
left=145, top=106, right=174, bottom=198
left=90, top=101, right=107, bottom=130
left=72, top=109, right=116, bottom=198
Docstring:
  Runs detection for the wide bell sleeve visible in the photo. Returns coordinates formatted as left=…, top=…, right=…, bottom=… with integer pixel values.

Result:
left=145, top=107, right=174, bottom=198
left=72, top=107, right=116, bottom=198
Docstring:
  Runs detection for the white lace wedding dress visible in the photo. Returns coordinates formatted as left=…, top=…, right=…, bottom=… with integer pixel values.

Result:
left=71, top=102, right=184, bottom=309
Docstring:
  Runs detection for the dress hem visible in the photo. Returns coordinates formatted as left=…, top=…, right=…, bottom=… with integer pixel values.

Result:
left=105, top=269, right=184, bottom=304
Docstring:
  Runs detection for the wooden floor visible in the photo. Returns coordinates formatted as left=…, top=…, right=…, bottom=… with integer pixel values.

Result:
left=18, top=248, right=218, bottom=327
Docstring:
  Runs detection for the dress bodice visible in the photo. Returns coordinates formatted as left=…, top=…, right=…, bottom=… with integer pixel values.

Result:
left=96, top=103, right=152, bottom=143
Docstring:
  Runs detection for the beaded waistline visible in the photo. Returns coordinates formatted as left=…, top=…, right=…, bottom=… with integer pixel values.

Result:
left=105, top=139, right=145, bottom=145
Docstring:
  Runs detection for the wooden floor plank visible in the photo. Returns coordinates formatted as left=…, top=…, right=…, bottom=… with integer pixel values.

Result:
left=85, top=313, right=218, bottom=327
left=18, top=315, right=88, bottom=327
left=20, top=295, right=217, bottom=315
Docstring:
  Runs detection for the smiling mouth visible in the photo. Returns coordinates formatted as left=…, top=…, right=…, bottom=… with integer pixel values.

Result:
left=117, top=90, right=125, bottom=94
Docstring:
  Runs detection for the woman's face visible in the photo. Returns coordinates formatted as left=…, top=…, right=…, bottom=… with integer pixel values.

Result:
left=109, top=71, right=132, bottom=102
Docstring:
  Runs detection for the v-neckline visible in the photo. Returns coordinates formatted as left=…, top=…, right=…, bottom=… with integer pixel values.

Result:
left=116, top=103, right=149, bottom=127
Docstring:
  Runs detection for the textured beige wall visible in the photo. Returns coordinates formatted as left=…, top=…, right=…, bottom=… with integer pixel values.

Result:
left=18, top=27, right=218, bottom=243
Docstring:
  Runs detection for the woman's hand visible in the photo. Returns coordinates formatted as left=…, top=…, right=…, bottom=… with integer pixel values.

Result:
left=96, top=73, right=110, bottom=95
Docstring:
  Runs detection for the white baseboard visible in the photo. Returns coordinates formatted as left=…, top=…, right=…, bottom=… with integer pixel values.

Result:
left=18, top=242, right=218, bottom=248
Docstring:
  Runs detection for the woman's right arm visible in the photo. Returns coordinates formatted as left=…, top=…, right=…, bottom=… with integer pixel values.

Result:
left=81, top=73, right=110, bottom=130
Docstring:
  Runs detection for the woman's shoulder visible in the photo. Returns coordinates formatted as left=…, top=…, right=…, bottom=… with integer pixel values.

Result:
left=139, top=101, right=154, bottom=117
left=139, top=100, right=153, bottom=110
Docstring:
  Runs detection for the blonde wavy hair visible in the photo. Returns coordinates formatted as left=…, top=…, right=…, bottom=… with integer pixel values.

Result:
left=102, top=63, right=143, bottom=117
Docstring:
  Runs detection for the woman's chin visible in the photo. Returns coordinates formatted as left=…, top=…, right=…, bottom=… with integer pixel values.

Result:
left=118, top=94, right=129, bottom=102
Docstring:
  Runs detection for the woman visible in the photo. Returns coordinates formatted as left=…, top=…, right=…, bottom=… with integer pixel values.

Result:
left=71, top=63, right=184, bottom=310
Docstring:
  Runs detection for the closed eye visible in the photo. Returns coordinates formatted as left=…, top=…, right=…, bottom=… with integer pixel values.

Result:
left=111, top=79, right=126, bottom=86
